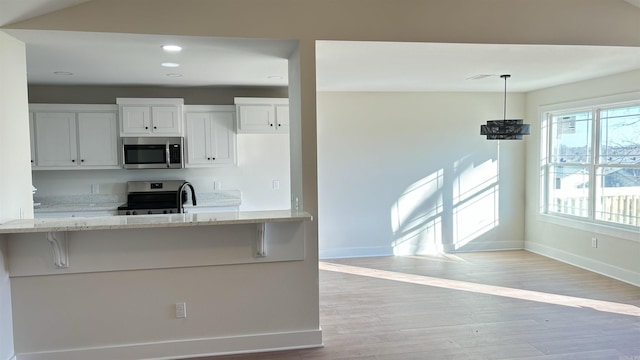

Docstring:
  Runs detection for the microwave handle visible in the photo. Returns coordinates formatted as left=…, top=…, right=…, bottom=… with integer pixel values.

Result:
left=165, top=141, right=171, bottom=168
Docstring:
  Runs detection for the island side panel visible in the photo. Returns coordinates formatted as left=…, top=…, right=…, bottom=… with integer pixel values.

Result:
left=8, top=221, right=320, bottom=359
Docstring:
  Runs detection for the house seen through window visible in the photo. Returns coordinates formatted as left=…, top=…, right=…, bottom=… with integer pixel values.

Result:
left=541, top=96, right=640, bottom=228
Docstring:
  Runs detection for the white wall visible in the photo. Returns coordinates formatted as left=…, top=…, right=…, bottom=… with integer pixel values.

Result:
left=0, top=30, right=32, bottom=360
left=0, top=33, right=32, bottom=221
left=317, top=92, right=526, bottom=258
left=524, top=70, right=640, bottom=286
left=31, top=133, right=291, bottom=211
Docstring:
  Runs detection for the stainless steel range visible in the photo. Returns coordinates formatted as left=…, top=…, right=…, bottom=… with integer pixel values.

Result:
left=117, top=180, right=196, bottom=215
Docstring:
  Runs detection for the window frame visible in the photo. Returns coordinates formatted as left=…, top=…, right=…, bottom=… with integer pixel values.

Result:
left=538, top=92, right=640, bottom=238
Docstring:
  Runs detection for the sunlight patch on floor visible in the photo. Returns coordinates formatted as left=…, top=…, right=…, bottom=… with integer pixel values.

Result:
left=319, top=261, right=640, bottom=317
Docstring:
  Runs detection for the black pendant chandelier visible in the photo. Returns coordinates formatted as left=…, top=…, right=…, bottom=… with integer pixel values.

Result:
left=480, top=74, right=530, bottom=140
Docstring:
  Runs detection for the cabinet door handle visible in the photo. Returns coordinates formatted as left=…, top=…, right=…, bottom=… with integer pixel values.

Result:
left=207, top=157, right=211, bottom=160
left=71, top=159, right=76, bottom=163
left=81, top=159, right=85, bottom=162
left=270, top=123, right=274, bottom=127
left=212, top=157, right=216, bottom=161
left=165, top=141, right=171, bottom=168
left=153, top=126, right=157, bottom=129
left=278, top=123, right=281, bottom=127
left=145, top=126, right=149, bottom=129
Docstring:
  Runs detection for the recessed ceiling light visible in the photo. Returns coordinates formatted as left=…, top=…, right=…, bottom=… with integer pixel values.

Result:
left=53, top=71, right=73, bottom=76
left=166, top=73, right=183, bottom=77
left=161, top=62, right=180, bottom=68
left=162, top=45, right=182, bottom=52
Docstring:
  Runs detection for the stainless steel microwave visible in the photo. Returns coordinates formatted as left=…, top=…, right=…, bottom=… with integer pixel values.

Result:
left=122, top=137, right=184, bottom=169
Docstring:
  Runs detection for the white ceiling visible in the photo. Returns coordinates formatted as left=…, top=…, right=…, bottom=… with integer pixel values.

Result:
left=6, top=29, right=296, bottom=88
left=2, top=0, right=640, bottom=92
left=316, top=41, right=640, bottom=92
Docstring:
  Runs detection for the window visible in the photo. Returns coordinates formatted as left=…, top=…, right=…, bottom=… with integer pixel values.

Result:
left=541, top=95, right=640, bottom=229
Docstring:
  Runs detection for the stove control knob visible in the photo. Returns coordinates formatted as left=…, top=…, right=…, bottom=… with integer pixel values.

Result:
left=132, top=211, right=138, bottom=215
left=125, top=211, right=131, bottom=216
left=163, top=210, right=168, bottom=214
left=148, top=210, right=153, bottom=214
left=169, top=209, right=175, bottom=214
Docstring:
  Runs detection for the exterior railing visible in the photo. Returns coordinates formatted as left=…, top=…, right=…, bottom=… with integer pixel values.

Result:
left=551, top=188, right=640, bottom=227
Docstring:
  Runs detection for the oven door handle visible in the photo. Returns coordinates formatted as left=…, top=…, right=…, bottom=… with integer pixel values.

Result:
left=165, top=141, right=171, bottom=168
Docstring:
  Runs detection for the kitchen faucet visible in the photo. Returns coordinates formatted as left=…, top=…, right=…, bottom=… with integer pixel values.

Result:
left=177, top=181, right=197, bottom=213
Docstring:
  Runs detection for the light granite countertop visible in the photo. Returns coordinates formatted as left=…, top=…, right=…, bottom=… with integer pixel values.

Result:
left=0, top=210, right=312, bottom=234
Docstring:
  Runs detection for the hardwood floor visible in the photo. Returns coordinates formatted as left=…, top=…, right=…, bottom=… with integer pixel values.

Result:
left=187, top=250, right=640, bottom=360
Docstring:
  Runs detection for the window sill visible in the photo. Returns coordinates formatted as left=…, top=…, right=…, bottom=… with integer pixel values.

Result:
left=538, top=213, right=639, bottom=242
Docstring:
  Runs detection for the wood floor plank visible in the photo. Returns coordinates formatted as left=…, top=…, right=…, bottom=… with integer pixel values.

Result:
left=185, top=250, right=640, bottom=360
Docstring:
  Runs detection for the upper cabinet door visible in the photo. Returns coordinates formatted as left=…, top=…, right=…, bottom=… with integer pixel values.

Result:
left=34, top=112, right=78, bottom=167
left=186, top=112, right=212, bottom=165
left=29, top=112, right=36, bottom=166
left=237, top=104, right=275, bottom=133
left=120, top=106, right=150, bottom=135
left=275, top=104, right=290, bottom=131
left=77, top=112, right=118, bottom=166
left=210, top=111, right=236, bottom=165
left=151, top=106, right=181, bottom=134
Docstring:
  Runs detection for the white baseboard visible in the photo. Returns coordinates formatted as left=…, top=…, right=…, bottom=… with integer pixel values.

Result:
left=319, top=246, right=393, bottom=259
left=446, top=240, right=524, bottom=253
left=525, top=242, right=639, bottom=287
left=16, top=329, right=323, bottom=360
left=319, top=240, right=524, bottom=259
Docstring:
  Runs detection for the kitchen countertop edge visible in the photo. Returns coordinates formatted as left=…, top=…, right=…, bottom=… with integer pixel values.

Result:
left=0, top=210, right=313, bottom=234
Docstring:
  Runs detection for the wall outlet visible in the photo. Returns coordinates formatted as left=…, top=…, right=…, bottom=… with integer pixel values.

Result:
left=591, top=237, right=598, bottom=248
left=175, top=302, right=187, bottom=318
left=213, top=180, right=221, bottom=190
left=91, top=183, right=99, bottom=194
left=272, top=179, right=280, bottom=190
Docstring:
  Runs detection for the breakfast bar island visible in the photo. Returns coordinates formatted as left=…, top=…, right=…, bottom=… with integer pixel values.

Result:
left=0, top=210, right=322, bottom=360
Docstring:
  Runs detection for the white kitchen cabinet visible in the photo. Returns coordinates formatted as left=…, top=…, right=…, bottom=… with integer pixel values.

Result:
left=235, top=97, right=289, bottom=133
left=29, top=112, right=36, bottom=167
left=30, top=104, right=119, bottom=170
left=275, top=104, right=290, bottom=131
left=117, top=98, right=184, bottom=136
left=77, top=112, right=119, bottom=167
left=185, top=105, right=237, bottom=167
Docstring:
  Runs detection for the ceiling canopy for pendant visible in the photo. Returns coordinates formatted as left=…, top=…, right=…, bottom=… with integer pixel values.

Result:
left=480, top=74, right=531, bottom=140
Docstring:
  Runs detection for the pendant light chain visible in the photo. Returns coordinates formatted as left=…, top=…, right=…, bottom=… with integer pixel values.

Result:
left=502, top=75, right=509, bottom=120
left=502, top=74, right=510, bottom=121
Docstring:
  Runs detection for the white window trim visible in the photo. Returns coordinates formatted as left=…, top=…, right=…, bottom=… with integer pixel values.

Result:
left=537, top=91, right=640, bottom=241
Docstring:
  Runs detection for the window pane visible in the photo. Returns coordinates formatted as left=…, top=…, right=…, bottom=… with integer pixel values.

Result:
left=595, top=167, right=640, bottom=226
left=547, top=165, right=589, bottom=217
left=599, top=106, right=640, bottom=164
left=550, top=112, right=592, bottom=163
